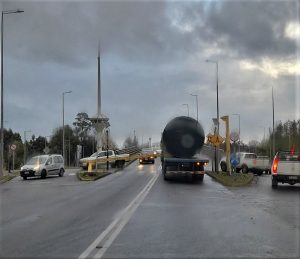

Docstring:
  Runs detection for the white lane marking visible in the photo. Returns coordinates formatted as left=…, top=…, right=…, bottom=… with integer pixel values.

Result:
left=78, top=172, right=159, bottom=259
left=68, top=173, right=76, bottom=176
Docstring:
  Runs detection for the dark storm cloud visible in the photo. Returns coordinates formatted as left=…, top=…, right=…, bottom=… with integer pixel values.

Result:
left=1, top=0, right=299, bottom=146
left=204, top=1, right=298, bottom=59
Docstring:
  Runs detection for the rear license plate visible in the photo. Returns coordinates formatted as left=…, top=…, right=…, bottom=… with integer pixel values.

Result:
left=24, top=171, right=29, bottom=175
left=289, top=176, right=297, bottom=180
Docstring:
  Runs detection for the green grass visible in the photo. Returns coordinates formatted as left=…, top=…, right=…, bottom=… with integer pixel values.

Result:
left=0, top=171, right=19, bottom=184
left=77, top=170, right=111, bottom=181
left=206, top=171, right=254, bottom=187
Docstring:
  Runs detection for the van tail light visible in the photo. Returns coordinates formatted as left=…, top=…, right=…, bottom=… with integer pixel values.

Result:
left=272, top=157, right=278, bottom=174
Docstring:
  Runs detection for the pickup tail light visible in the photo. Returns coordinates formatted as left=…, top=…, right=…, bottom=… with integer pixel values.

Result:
left=272, top=157, right=278, bottom=174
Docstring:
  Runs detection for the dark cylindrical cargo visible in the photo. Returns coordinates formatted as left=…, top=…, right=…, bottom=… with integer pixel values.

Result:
left=161, top=116, right=205, bottom=158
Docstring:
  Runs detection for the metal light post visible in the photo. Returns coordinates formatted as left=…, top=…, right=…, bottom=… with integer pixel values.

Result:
left=182, top=104, right=189, bottom=117
left=62, top=91, right=72, bottom=165
left=206, top=59, right=219, bottom=171
left=44, top=135, right=51, bottom=149
left=0, top=9, right=24, bottom=177
left=232, top=113, right=241, bottom=153
left=190, top=94, right=198, bottom=122
left=106, top=128, right=109, bottom=170
left=272, top=86, right=275, bottom=158
left=23, top=130, right=31, bottom=164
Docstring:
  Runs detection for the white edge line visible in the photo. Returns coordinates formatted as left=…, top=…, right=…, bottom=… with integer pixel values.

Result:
left=78, top=172, right=159, bottom=259
left=93, top=173, right=159, bottom=259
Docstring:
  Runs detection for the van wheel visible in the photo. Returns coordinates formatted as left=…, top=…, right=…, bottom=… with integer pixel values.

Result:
left=58, top=169, right=64, bottom=177
left=41, top=170, right=47, bottom=179
left=241, top=165, right=248, bottom=174
left=272, top=177, right=278, bottom=188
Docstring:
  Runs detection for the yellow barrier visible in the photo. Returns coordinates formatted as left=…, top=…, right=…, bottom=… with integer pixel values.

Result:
left=88, top=162, right=93, bottom=172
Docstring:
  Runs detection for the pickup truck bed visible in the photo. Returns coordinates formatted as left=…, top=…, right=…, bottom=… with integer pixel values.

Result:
left=271, top=151, right=300, bottom=188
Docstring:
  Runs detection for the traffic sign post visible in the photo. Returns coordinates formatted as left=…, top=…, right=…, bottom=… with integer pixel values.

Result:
left=221, top=115, right=231, bottom=175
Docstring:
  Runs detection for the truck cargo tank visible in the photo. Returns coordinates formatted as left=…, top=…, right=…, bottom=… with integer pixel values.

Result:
left=161, top=116, right=205, bottom=159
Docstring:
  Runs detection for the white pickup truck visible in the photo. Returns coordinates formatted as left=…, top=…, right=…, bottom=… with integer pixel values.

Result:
left=220, top=152, right=271, bottom=175
left=271, top=151, right=300, bottom=188
left=79, top=150, right=129, bottom=169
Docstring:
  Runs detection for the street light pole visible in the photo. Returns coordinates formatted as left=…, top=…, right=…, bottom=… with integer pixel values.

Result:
left=272, top=86, right=275, bottom=158
left=23, top=130, right=31, bottom=164
left=106, top=128, right=109, bottom=171
left=190, top=94, right=198, bottom=122
left=233, top=113, right=241, bottom=153
left=206, top=59, right=219, bottom=171
left=182, top=104, right=189, bottom=117
left=0, top=9, right=24, bottom=177
left=62, top=91, right=71, bottom=165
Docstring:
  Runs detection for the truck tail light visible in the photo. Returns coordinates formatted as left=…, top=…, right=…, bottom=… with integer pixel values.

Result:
left=272, top=157, right=278, bottom=174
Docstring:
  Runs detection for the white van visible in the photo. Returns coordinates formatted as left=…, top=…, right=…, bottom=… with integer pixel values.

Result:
left=20, top=154, right=65, bottom=180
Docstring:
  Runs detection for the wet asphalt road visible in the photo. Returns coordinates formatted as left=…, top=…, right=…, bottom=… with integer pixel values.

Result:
left=1, top=161, right=299, bottom=258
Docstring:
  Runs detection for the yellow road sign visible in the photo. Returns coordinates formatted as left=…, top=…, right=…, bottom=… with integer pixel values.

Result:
left=207, top=133, right=224, bottom=146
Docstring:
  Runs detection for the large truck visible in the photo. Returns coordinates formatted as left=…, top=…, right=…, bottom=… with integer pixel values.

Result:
left=161, top=116, right=209, bottom=181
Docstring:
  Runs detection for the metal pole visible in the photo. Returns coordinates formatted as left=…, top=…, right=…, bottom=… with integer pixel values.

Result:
left=69, top=139, right=71, bottom=168
left=272, top=86, right=275, bottom=158
left=23, top=131, right=31, bottom=164
left=12, top=150, right=14, bottom=172
left=190, top=94, right=198, bottom=122
left=106, top=129, right=109, bottom=170
left=62, top=93, right=65, bottom=160
left=216, top=62, right=219, bottom=172
left=0, top=12, right=4, bottom=177
left=182, top=104, right=189, bottom=117
left=62, top=91, right=71, bottom=165
left=0, top=9, right=24, bottom=176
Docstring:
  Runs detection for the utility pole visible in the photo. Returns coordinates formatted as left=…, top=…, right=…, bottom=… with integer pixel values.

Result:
left=190, top=94, right=198, bottom=122
left=62, top=91, right=72, bottom=165
left=233, top=114, right=241, bottom=153
left=23, top=130, right=31, bottom=164
left=272, top=86, right=275, bottom=158
left=0, top=9, right=24, bottom=177
left=206, top=59, right=219, bottom=171
left=106, top=128, right=109, bottom=170
left=182, top=104, right=189, bottom=117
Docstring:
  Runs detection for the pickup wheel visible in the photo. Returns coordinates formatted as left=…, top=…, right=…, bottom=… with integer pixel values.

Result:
left=220, top=161, right=227, bottom=172
left=257, top=170, right=263, bottom=176
left=272, top=177, right=278, bottom=188
left=241, top=165, right=248, bottom=174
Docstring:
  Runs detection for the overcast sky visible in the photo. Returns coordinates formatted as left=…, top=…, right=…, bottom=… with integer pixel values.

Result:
left=1, top=0, right=299, bottom=147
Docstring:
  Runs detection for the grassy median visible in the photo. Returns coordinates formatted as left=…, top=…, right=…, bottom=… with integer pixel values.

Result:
left=0, top=171, right=19, bottom=184
left=77, top=170, right=111, bottom=181
left=206, top=171, right=254, bottom=187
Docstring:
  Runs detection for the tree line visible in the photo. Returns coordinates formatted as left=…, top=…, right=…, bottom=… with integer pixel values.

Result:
left=3, top=112, right=136, bottom=170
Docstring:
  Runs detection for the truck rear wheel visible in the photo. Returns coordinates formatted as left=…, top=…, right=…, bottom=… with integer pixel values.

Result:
left=272, top=177, right=278, bottom=188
